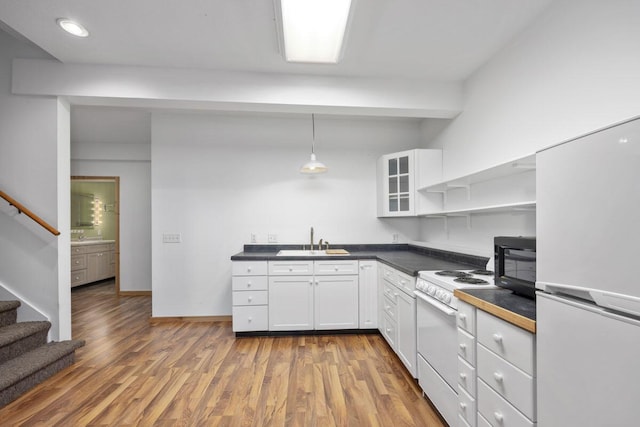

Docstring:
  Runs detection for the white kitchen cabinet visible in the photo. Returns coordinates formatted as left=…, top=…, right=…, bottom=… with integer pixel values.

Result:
left=358, top=260, right=378, bottom=329
left=417, top=154, right=536, bottom=222
left=269, top=275, right=314, bottom=331
left=267, top=260, right=360, bottom=332
left=376, top=149, right=442, bottom=217
left=314, top=275, right=359, bottom=329
left=70, top=241, right=115, bottom=287
left=458, top=303, right=537, bottom=427
left=378, top=263, right=417, bottom=377
left=457, top=300, right=478, bottom=427
left=232, top=261, right=269, bottom=332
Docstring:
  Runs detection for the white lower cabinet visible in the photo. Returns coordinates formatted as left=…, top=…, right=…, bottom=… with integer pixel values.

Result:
left=314, top=275, right=359, bottom=329
left=378, top=263, right=417, bottom=378
left=232, top=261, right=269, bottom=332
left=269, top=275, right=314, bottom=331
left=457, top=302, right=537, bottom=427
left=358, top=260, right=378, bottom=329
left=232, top=259, right=364, bottom=332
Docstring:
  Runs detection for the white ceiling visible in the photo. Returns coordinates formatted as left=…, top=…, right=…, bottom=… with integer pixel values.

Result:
left=0, top=0, right=554, bottom=81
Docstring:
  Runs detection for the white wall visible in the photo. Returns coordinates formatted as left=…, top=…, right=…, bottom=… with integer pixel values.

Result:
left=420, top=0, right=640, bottom=255
left=0, top=29, right=69, bottom=339
left=151, top=112, right=421, bottom=317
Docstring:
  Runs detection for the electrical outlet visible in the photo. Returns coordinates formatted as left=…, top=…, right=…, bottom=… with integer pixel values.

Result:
left=250, top=233, right=257, bottom=243
left=392, top=233, right=399, bottom=243
left=162, top=233, right=182, bottom=243
left=268, top=234, right=278, bottom=243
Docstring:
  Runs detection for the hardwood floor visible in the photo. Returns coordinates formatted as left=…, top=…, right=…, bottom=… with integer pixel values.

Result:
left=0, top=282, right=447, bottom=426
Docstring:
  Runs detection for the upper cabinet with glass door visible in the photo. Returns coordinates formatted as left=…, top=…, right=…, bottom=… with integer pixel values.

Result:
left=377, top=149, right=442, bottom=217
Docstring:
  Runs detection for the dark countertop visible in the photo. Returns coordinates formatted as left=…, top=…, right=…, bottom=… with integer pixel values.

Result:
left=231, top=244, right=489, bottom=276
left=454, top=288, right=536, bottom=333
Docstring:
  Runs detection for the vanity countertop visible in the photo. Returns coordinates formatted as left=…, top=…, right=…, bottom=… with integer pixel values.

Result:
left=71, top=239, right=115, bottom=246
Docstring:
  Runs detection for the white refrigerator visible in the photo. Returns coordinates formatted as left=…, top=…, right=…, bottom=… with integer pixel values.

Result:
left=536, top=117, right=640, bottom=426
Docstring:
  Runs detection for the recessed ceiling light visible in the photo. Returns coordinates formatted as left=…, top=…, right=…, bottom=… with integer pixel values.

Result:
left=56, top=18, right=89, bottom=37
left=276, top=0, right=354, bottom=64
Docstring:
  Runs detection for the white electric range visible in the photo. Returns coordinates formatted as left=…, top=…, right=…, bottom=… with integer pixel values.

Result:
left=414, top=269, right=497, bottom=426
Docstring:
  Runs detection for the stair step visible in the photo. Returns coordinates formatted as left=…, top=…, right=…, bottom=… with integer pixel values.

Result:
left=0, top=321, right=51, bottom=365
left=0, top=301, right=20, bottom=328
left=0, top=340, right=85, bottom=407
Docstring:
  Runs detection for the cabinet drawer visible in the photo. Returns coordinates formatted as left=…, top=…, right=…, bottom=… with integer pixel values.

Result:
left=71, top=269, right=87, bottom=287
left=458, top=385, right=477, bottom=427
left=477, top=344, right=535, bottom=420
left=71, top=254, right=87, bottom=271
left=458, top=328, right=476, bottom=365
left=232, top=290, right=268, bottom=306
left=71, top=245, right=88, bottom=255
left=458, top=356, right=476, bottom=397
left=477, top=310, right=535, bottom=375
left=381, top=265, right=398, bottom=283
left=457, top=301, right=476, bottom=334
left=268, top=260, right=313, bottom=275
left=381, top=314, right=397, bottom=349
left=232, top=306, right=268, bottom=332
left=382, top=281, right=398, bottom=301
left=232, top=276, right=268, bottom=291
left=396, top=270, right=415, bottom=294
left=232, top=261, right=268, bottom=276
left=314, top=260, right=358, bottom=275
left=382, top=295, right=397, bottom=322
left=478, top=380, right=534, bottom=427
left=86, top=244, right=111, bottom=253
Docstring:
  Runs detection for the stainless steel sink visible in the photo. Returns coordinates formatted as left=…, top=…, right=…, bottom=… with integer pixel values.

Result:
left=276, top=250, right=328, bottom=256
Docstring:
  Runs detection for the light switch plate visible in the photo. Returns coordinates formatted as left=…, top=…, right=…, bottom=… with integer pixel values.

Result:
left=163, top=233, right=182, bottom=243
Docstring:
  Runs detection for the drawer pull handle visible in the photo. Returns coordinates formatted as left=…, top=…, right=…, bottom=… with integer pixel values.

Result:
left=247, top=282, right=252, bottom=287
left=247, top=297, right=252, bottom=302
left=493, top=333, right=503, bottom=343
left=309, top=280, right=313, bottom=285
left=459, top=313, right=466, bottom=321
left=459, top=344, right=466, bottom=351
left=248, top=317, right=252, bottom=322
left=493, top=412, right=504, bottom=423
left=289, top=268, right=293, bottom=272
left=493, top=372, right=504, bottom=382
left=459, top=402, right=467, bottom=411
left=459, top=373, right=467, bottom=380
left=247, top=267, right=252, bottom=273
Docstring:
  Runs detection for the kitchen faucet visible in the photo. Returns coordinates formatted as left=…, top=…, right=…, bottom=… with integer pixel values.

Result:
left=310, top=226, right=314, bottom=251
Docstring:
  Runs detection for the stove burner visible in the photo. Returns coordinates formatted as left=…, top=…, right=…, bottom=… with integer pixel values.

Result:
left=469, top=270, right=494, bottom=276
left=454, top=277, right=490, bottom=285
left=435, top=270, right=471, bottom=278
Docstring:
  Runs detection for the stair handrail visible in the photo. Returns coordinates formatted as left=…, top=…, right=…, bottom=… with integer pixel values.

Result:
left=0, top=190, right=60, bottom=236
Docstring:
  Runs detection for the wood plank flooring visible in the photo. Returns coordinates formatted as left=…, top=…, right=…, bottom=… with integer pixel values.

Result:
left=0, top=281, right=447, bottom=426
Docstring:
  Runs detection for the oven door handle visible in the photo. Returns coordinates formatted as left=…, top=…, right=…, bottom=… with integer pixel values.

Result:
left=414, top=291, right=457, bottom=316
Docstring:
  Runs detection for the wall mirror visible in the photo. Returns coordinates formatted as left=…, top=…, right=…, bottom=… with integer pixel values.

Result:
left=71, top=192, right=95, bottom=228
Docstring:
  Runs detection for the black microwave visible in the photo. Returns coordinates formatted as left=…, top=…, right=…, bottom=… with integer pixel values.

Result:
left=494, top=236, right=536, bottom=299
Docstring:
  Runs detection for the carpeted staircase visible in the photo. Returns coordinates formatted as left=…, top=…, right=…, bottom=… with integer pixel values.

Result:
left=0, top=300, right=84, bottom=408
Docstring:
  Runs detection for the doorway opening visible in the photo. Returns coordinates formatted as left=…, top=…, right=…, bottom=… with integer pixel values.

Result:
left=71, top=176, right=120, bottom=294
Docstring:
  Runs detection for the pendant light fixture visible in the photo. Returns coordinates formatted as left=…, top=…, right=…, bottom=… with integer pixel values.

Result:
left=300, top=114, right=328, bottom=174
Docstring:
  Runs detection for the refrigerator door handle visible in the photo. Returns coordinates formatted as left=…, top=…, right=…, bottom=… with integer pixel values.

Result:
left=538, top=281, right=640, bottom=319
left=539, top=292, right=640, bottom=326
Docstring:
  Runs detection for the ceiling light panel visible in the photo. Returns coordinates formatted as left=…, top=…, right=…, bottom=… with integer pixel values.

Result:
left=278, top=0, right=353, bottom=63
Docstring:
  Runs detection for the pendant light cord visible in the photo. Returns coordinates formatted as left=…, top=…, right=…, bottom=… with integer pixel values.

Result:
left=311, top=113, right=316, bottom=154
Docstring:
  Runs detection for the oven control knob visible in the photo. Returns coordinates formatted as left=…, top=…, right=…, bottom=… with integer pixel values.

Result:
left=435, top=290, right=443, bottom=300
left=443, top=293, right=451, bottom=303
left=428, top=285, right=436, bottom=295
